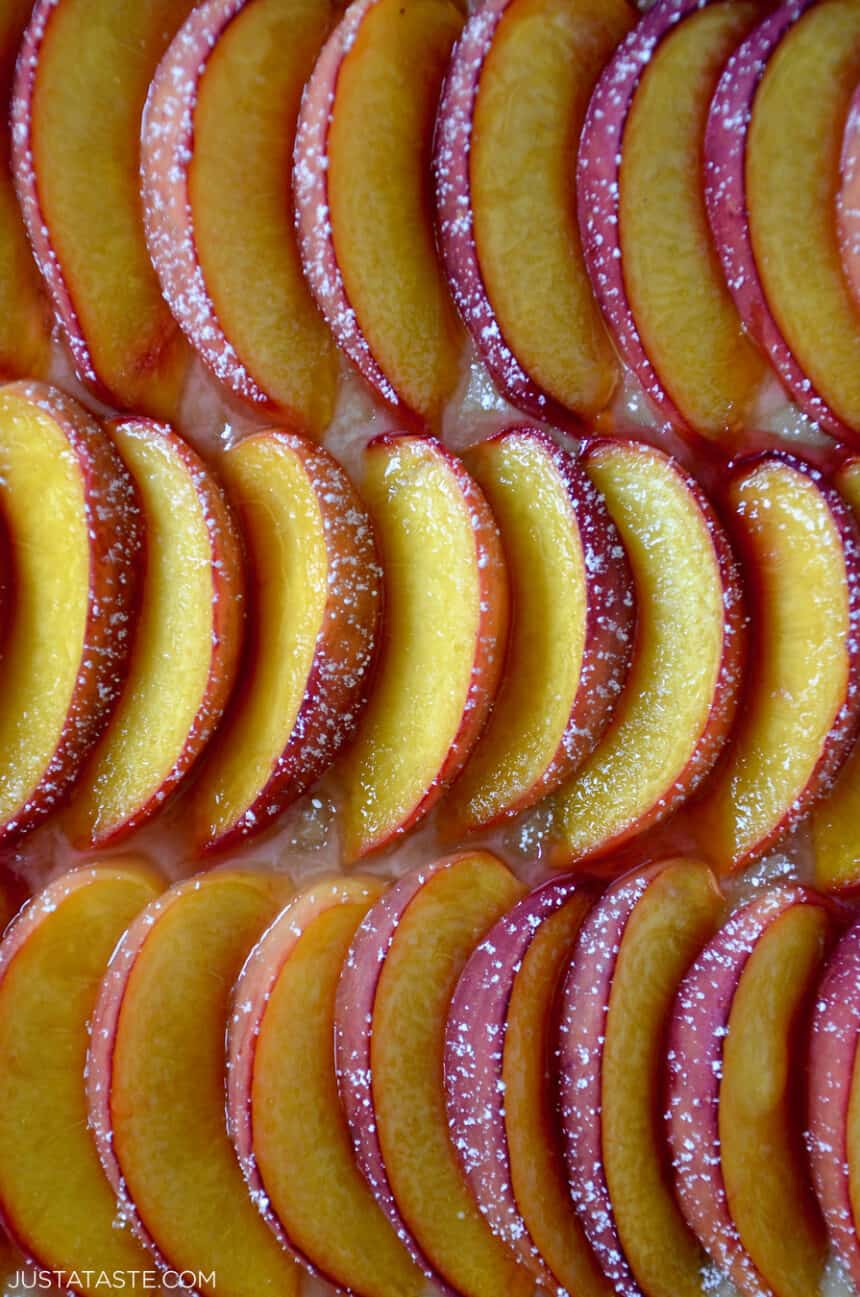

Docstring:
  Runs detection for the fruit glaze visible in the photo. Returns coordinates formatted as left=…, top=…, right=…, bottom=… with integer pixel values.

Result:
left=0, top=1, right=858, bottom=1297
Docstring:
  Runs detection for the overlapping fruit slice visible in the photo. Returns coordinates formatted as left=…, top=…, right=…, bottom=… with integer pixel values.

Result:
left=338, top=435, right=508, bottom=861
left=579, top=0, right=767, bottom=439
left=12, top=0, right=194, bottom=418
left=295, top=0, right=464, bottom=423
left=0, top=863, right=163, bottom=1295
left=142, top=0, right=338, bottom=434
left=550, top=439, right=744, bottom=868
left=335, top=852, right=532, bottom=1297
left=691, top=453, right=860, bottom=872
left=87, top=870, right=299, bottom=1297
left=558, top=859, right=723, bottom=1297
left=668, top=886, right=831, bottom=1297
left=0, top=383, right=141, bottom=843
left=190, top=432, right=380, bottom=854
left=706, top=0, right=860, bottom=440
left=228, top=877, right=424, bottom=1297
left=446, top=428, right=632, bottom=834
left=65, top=420, right=244, bottom=848
left=435, top=0, right=630, bottom=422
left=446, top=875, right=610, bottom=1297
left=0, top=1, right=51, bottom=381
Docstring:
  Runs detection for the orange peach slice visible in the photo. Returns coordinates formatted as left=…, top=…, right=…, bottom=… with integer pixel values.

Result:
left=0, top=383, right=142, bottom=843
left=447, top=427, right=633, bottom=833
left=668, top=886, right=831, bottom=1297
left=434, top=0, right=630, bottom=423
left=446, top=875, right=610, bottom=1296
left=335, top=851, right=530, bottom=1297
left=338, top=435, right=508, bottom=861
left=0, top=1, right=50, bottom=381
left=12, top=0, right=193, bottom=419
left=228, top=876, right=424, bottom=1297
left=142, top=0, right=338, bottom=434
left=87, top=869, right=299, bottom=1297
left=706, top=0, right=860, bottom=441
left=691, top=452, right=860, bottom=872
left=295, top=0, right=464, bottom=423
left=190, top=432, right=380, bottom=854
left=550, top=439, right=744, bottom=867
left=0, top=863, right=163, bottom=1293
left=65, top=420, right=243, bottom=848
left=558, top=859, right=723, bottom=1297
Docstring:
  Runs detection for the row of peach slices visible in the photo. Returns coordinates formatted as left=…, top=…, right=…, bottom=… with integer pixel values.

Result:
left=1, top=0, right=860, bottom=448
left=0, top=854, right=859, bottom=1297
left=6, top=378, right=860, bottom=880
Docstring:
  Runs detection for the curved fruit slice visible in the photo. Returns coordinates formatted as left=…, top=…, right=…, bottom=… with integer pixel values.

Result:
left=435, top=0, right=630, bottom=423
left=191, top=432, right=380, bottom=854
left=338, top=435, right=508, bottom=861
left=0, top=863, right=163, bottom=1294
left=809, top=916, right=860, bottom=1287
left=335, top=852, right=531, bottom=1297
left=65, top=420, right=244, bottom=848
left=142, top=0, right=338, bottom=434
left=580, top=0, right=768, bottom=440
left=0, top=2, right=50, bottom=381
left=87, top=870, right=299, bottom=1297
left=550, top=439, right=744, bottom=867
left=705, top=0, right=860, bottom=441
left=0, top=382, right=141, bottom=843
left=12, top=0, right=193, bottom=419
left=446, top=875, right=610, bottom=1296
left=228, top=876, right=425, bottom=1297
left=691, top=452, right=860, bottom=872
left=295, top=0, right=464, bottom=423
left=668, top=886, right=830, bottom=1297
left=447, top=428, right=632, bottom=833
left=840, top=85, right=860, bottom=318
left=558, top=859, right=723, bottom=1297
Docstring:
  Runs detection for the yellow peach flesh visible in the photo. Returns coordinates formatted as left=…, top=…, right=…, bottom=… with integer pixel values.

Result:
left=0, top=866, right=162, bottom=1290
left=189, top=0, right=337, bottom=432
left=747, top=0, right=860, bottom=431
left=471, top=0, right=629, bottom=416
left=109, top=873, right=298, bottom=1297
left=603, top=861, right=722, bottom=1297
left=719, top=903, right=828, bottom=1297
left=327, top=0, right=464, bottom=421
left=372, top=853, right=529, bottom=1297
left=620, top=2, right=767, bottom=437
left=251, top=881, right=424, bottom=1297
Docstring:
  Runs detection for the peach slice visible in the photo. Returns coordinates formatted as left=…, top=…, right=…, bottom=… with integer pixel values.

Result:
left=295, top=0, right=464, bottom=423
left=142, top=0, right=338, bottom=435
left=668, top=885, right=831, bottom=1297
left=558, top=859, right=723, bottom=1297
left=0, top=863, right=163, bottom=1292
left=0, top=2, right=51, bottom=381
left=338, top=435, right=508, bottom=861
left=690, top=452, right=860, bottom=872
left=65, top=419, right=243, bottom=848
left=335, top=851, right=531, bottom=1297
left=582, top=0, right=768, bottom=440
left=446, top=875, right=610, bottom=1296
left=228, top=876, right=425, bottom=1297
left=190, top=432, right=380, bottom=854
left=808, top=915, right=860, bottom=1288
left=87, top=869, right=299, bottom=1297
left=434, top=0, right=630, bottom=423
left=550, top=439, right=744, bottom=868
left=0, top=382, right=142, bottom=843
left=705, top=0, right=860, bottom=441
left=12, top=0, right=194, bottom=420
left=446, top=428, right=633, bottom=833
